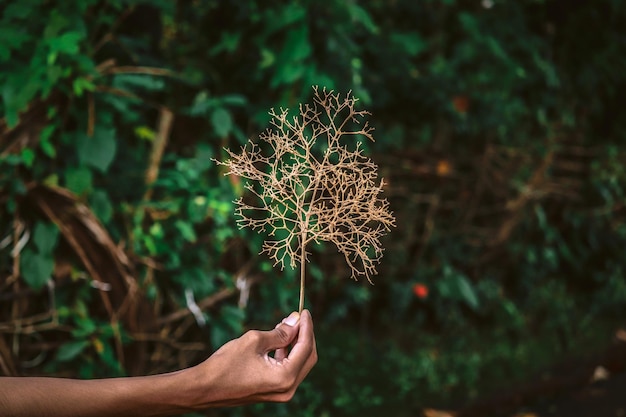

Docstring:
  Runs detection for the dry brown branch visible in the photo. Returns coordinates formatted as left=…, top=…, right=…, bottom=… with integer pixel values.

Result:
left=28, top=186, right=134, bottom=319
left=26, top=185, right=158, bottom=374
left=130, top=333, right=206, bottom=351
left=143, top=107, right=174, bottom=201
left=492, top=150, right=554, bottom=245
left=98, top=66, right=176, bottom=78
left=216, top=87, right=395, bottom=312
left=95, top=58, right=117, bottom=74
left=87, top=92, right=96, bottom=137
left=92, top=5, right=136, bottom=53
left=0, top=336, right=17, bottom=376
left=0, top=93, right=64, bottom=156
left=155, top=287, right=235, bottom=326
left=0, top=281, right=59, bottom=332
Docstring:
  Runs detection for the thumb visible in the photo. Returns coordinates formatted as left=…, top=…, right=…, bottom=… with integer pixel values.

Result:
left=263, top=312, right=300, bottom=351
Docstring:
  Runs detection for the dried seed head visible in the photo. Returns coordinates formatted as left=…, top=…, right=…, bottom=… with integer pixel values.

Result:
left=215, top=87, right=395, bottom=284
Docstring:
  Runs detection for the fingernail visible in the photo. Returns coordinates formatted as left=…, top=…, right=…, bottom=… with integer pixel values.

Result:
left=282, top=312, right=300, bottom=326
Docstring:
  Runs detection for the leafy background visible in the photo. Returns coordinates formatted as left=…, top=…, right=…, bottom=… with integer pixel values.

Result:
left=1, top=1, right=626, bottom=416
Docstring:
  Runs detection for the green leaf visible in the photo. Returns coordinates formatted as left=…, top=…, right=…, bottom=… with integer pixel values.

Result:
left=210, top=31, right=242, bottom=55
left=210, top=321, right=230, bottom=350
left=347, top=3, right=379, bottom=34
left=77, top=129, right=117, bottom=173
left=72, top=316, right=97, bottom=337
left=220, top=305, right=245, bottom=332
left=43, top=11, right=70, bottom=38
left=41, top=139, right=57, bottom=158
left=149, top=222, right=164, bottom=239
left=2, top=83, right=22, bottom=128
left=112, top=74, right=165, bottom=91
left=20, top=249, right=54, bottom=290
left=39, top=125, right=57, bottom=157
left=220, top=94, right=247, bottom=106
left=0, top=45, right=9, bottom=62
left=3, top=2, right=37, bottom=20
left=459, top=12, right=479, bottom=35
left=271, top=26, right=311, bottom=87
left=56, top=340, right=89, bottom=362
left=64, top=166, right=93, bottom=195
left=175, top=220, right=197, bottom=242
left=259, top=48, right=275, bottom=69
left=72, top=77, right=96, bottom=96
left=33, top=221, right=60, bottom=255
left=43, top=174, right=59, bottom=187
left=143, top=235, right=157, bottom=255
left=455, top=275, right=479, bottom=310
left=211, top=108, right=233, bottom=138
left=134, top=126, right=155, bottom=141
left=194, top=143, right=214, bottom=165
left=188, top=196, right=208, bottom=224
left=47, top=31, right=84, bottom=55
left=262, top=3, right=306, bottom=35
left=96, top=338, right=122, bottom=373
left=20, top=148, right=35, bottom=167
left=188, top=91, right=216, bottom=115
left=90, top=190, right=113, bottom=223
left=0, top=27, right=29, bottom=59
left=390, top=32, right=426, bottom=57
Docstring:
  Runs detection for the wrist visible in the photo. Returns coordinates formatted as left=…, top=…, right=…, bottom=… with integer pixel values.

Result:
left=178, top=361, right=220, bottom=410
left=129, top=369, right=206, bottom=416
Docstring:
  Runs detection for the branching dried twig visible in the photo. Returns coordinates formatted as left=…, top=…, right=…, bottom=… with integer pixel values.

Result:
left=216, top=87, right=395, bottom=312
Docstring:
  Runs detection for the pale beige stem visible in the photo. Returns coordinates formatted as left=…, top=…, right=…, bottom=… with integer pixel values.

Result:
left=298, top=233, right=306, bottom=313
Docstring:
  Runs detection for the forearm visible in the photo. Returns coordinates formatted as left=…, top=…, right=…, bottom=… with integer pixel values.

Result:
left=0, top=310, right=316, bottom=415
left=0, top=369, right=202, bottom=417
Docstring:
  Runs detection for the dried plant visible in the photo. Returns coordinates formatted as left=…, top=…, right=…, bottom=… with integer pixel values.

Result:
left=215, top=87, right=395, bottom=312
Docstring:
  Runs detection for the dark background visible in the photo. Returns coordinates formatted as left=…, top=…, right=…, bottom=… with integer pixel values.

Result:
left=1, top=1, right=626, bottom=416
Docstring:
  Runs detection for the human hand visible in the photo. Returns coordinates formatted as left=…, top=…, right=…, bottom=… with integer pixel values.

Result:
left=186, top=309, right=317, bottom=408
left=0, top=311, right=316, bottom=416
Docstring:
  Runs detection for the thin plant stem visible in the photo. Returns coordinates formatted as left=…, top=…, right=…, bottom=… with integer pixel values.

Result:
left=298, top=233, right=306, bottom=313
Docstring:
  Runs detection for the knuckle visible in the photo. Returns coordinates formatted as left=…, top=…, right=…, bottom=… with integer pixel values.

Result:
left=242, top=330, right=261, bottom=344
left=307, top=339, right=318, bottom=364
left=275, top=390, right=295, bottom=403
left=274, top=326, right=291, bottom=344
left=271, top=372, right=297, bottom=393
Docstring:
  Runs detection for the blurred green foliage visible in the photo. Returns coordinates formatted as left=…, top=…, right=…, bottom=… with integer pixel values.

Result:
left=1, top=0, right=626, bottom=416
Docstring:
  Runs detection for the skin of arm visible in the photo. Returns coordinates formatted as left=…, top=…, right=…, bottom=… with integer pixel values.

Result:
left=0, top=310, right=317, bottom=417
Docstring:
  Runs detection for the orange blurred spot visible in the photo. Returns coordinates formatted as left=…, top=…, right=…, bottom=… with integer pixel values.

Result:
left=452, top=95, right=469, bottom=114
left=92, top=339, right=104, bottom=354
left=436, top=160, right=452, bottom=176
left=423, top=408, right=457, bottom=417
left=413, top=283, right=429, bottom=299
left=228, top=173, right=241, bottom=187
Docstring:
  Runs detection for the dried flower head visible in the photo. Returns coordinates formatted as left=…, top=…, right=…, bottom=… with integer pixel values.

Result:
left=215, top=87, right=395, bottom=312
